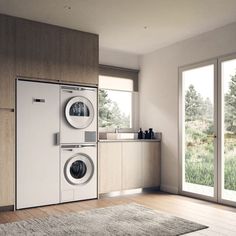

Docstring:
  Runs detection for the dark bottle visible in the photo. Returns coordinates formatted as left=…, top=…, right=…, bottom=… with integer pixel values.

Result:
left=138, top=128, right=143, bottom=139
left=144, top=130, right=149, bottom=139
left=148, top=128, right=154, bottom=139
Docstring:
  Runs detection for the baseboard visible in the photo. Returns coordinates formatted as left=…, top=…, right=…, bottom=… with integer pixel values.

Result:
left=160, top=185, right=179, bottom=194
left=99, top=186, right=160, bottom=198
left=0, top=205, right=14, bottom=212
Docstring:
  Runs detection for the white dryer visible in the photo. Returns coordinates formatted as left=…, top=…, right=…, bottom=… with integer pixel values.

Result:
left=60, top=144, right=97, bottom=203
left=60, top=85, right=97, bottom=144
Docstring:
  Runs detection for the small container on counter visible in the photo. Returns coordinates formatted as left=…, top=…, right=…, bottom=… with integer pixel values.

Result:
left=148, top=128, right=154, bottom=139
left=144, top=130, right=149, bottom=139
left=138, top=128, right=144, bottom=139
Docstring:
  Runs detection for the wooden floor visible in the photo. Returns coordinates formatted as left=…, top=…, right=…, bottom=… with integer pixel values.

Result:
left=1, top=192, right=236, bottom=235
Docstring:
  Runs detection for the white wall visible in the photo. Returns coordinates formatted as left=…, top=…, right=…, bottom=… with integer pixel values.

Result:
left=99, top=47, right=139, bottom=69
left=139, top=22, right=236, bottom=193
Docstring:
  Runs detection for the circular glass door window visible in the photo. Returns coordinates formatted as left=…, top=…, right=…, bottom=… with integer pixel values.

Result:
left=65, top=154, right=94, bottom=185
left=70, top=160, right=87, bottom=179
left=65, top=96, right=94, bottom=129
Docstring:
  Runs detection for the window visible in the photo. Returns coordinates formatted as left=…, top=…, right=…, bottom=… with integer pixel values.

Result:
left=99, top=65, right=139, bottom=131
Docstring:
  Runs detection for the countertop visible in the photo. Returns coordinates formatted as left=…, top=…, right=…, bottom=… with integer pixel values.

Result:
left=99, top=139, right=161, bottom=143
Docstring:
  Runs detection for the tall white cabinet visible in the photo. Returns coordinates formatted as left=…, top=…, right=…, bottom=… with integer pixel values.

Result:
left=17, top=80, right=60, bottom=209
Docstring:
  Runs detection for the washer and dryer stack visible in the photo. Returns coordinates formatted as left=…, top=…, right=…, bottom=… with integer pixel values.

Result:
left=16, top=81, right=97, bottom=209
left=60, top=85, right=97, bottom=203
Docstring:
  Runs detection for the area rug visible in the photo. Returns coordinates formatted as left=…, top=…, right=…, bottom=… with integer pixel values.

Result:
left=0, top=203, right=208, bottom=235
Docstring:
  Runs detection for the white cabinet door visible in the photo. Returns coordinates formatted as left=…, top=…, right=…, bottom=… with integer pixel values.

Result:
left=122, top=142, right=142, bottom=190
left=142, top=142, right=161, bottom=188
left=99, top=142, right=122, bottom=194
left=17, top=80, right=60, bottom=209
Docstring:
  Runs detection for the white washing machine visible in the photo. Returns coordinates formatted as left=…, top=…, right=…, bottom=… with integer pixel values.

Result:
left=60, top=144, right=97, bottom=203
left=60, top=85, right=97, bottom=144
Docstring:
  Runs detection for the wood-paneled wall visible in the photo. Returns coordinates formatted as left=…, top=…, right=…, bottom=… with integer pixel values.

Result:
left=0, top=13, right=98, bottom=208
left=0, top=15, right=15, bottom=109
left=16, top=19, right=61, bottom=81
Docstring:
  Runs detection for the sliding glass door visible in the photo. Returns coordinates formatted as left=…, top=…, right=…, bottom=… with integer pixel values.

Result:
left=180, top=60, right=217, bottom=201
left=219, top=55, right=236, bottom=205
left=180, top=55, right=236, bottom=206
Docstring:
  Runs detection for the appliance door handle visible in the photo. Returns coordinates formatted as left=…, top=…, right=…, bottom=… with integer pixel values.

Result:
left=80, top=144, right=96, bottom=148
left=62, top=88, right=95, bottom=93
left=61, top=144, right=96, bottom=149
left=56, top=132, right=60, bottom=145
left=80, top=88, right=96, bottom=92
left=63, top=149, right=73, bottom=152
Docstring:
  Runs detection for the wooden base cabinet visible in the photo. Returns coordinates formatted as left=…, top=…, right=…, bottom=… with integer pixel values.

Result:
left=0, top=110, right=14, bottom=207
left=99, top=141, right=161, bottom=194
left=99, top=142, right=122, bottom=194
left=122, top=142, right=142, bottom=190
left=142, top=142, right=161, bottom=188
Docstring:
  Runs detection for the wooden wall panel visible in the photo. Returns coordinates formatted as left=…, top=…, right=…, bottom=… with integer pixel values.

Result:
left=0, top=15, right=15, bottom=109
left=16, top=19, right=60, bottom=81
left=60, top=28, right=98, bottom=85
left=0, top=110, right=14, bottom=207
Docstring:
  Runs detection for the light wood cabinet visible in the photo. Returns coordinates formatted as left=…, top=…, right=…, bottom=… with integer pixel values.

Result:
left=122, top=142, right=142, bottom=190
left=0, top=110, right=14, bottom=207
left=99, top=142, right=122, bottom=194
left=16, top=18, right=60, bottom=81
left=60, top=28, right=98, bottom=85
left=0, top=15, right=15, bottom=109
left=99, top=141, right=161, bottom=194
left=142, top=142, right=161, bottom=188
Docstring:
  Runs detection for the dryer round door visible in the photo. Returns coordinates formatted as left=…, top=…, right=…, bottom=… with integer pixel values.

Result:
left=65, top=96, right=94, bottom=129
left=65, top=154, right=94, bottom=185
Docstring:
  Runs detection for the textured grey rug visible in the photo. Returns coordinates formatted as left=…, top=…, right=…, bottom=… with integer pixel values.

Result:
left=0, top=203, right=207, bottom=236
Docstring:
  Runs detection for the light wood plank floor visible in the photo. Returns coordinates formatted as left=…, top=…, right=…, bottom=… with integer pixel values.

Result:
left=1, top=192, right=236, bottom=235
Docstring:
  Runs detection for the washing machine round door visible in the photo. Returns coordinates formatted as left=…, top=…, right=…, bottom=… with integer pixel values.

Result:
left=65, top=154, right=94, bottom=185
left=65, top=96, right=94, bottom=129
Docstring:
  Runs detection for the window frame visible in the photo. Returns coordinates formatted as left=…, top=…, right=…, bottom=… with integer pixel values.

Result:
left=98, top=65, right=139, bottom=132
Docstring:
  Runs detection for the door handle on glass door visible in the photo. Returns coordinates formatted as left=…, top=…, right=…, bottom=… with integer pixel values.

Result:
left=207, top=134, right=217, bottom=138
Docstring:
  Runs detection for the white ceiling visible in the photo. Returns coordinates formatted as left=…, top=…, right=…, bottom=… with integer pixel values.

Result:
left=1, top=0, right=236, bottom=55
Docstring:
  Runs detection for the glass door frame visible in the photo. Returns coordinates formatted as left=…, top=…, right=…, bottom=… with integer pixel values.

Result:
left=178, top=59, right=218, bottom=202
left=218, top=53, right=236, bottom=207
